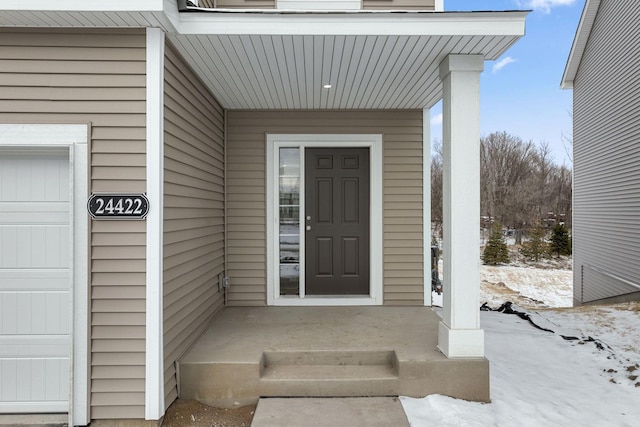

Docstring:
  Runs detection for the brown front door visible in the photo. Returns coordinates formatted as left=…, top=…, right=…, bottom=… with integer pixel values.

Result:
left=305, top=148, right=370, bottom=295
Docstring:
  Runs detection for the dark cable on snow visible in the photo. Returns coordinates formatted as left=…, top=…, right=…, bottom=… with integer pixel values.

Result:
left=480, top=301, right=612, bottom=352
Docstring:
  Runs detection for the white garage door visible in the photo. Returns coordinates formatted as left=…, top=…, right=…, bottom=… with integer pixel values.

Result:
left=0, top=149, right=70, bottom=413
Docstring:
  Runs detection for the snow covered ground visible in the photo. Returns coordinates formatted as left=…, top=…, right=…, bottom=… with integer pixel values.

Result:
left=405, top=262, right=640, bottom=427
left=480, top=264, right=573, bottom=308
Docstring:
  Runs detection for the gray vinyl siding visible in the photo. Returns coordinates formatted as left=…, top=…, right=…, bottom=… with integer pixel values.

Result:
left=163, top=43, right=226, bottom=410
left=226, top=110, right=424, bottom=306
left=572, top=0, right=640, bottom=304
left=0, top=29, right=147, bottom=419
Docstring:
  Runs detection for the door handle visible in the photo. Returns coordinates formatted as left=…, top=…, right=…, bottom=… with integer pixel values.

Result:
left=306, top=225, right=311, bottom=231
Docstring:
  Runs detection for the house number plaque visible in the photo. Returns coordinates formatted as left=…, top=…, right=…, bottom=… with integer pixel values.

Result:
left=88, top=193, right=149, bottom=220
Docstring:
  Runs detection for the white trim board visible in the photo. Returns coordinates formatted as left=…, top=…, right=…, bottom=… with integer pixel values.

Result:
left=266, top=134, right=383, bottom=306
left=145, top=27, right=165, bottom=421
left=177, top=11, right=528, bottom=36
left=0, top=123, right=89, bottom=426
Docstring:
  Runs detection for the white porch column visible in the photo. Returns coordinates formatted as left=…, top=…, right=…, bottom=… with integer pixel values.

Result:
left=438, top=54, right=485, bottom=358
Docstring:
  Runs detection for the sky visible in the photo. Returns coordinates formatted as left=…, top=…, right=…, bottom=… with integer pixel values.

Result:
left=430, top=0, right=585, bottom=166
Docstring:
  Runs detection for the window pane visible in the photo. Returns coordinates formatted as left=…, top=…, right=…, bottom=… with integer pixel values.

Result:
left=279, top=206, right=299, bottom=221
left=280, top=148, right=300, bottom=177
left=280, top=264, right=299, bottom=296
left=279, top=147, right=300, bottom=296
left=280, top=236, right=299, bottom=263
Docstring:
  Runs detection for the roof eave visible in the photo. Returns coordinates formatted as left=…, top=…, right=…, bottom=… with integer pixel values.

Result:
left=175, top=10, right=528, bottom=37
left=561, top=0, right=601, bottom=90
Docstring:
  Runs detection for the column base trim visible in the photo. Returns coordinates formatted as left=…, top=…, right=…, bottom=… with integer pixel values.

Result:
left=437, top=321, right=485, bottom=358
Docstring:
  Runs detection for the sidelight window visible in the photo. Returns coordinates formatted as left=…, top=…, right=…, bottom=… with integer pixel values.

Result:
left=278, top=148, right=301, bottom=295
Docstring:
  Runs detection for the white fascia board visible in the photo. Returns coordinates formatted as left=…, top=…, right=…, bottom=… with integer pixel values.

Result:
left=176, top=11, right=527, bottom=36
left=0, top=0, right=163, bottom=12
left=561, top=0, right=600, bottom=89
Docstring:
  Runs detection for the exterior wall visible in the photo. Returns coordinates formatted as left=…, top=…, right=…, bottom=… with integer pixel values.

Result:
left=572, top=0, right=640, bottom=304
left=0, top=29, right=147, bottom=419
left=363, top=0, right=435, bottom=10
left=196, top=0, right=435, bottom=10
left=162, top=43, right=226, bottom=410
left=199, top=0, right=276, bottom=8
left=226, top=110, right=424, bottom=306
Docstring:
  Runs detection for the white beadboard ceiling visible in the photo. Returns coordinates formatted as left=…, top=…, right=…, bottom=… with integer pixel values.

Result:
left=169, top=32, right=521, bottom=109
left=169, top=11, right=527, bottom=109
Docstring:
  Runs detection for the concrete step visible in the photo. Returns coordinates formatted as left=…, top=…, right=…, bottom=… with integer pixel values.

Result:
left=261, top=350, right=398, bottom=381
left=258, top=350, right=399, bottom=398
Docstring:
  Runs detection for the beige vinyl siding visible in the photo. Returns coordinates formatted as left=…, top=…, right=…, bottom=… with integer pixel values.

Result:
left=163, top=43, right=226, bottom=409
left=197, top=0, right=276, bottom=8
left=0, top=28, right=147, bottom=419
left=572, top=0, right=640, bottom=304
left=363, top=0, right=435, bottom=10
left=226, top=110, right=423, bottom=306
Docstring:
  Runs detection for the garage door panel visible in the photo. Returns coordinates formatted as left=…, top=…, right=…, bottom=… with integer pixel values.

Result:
left=0, top=335, right=70, bottom=357
left=0, top=292, right=69, bottom=335
left=0, top=153, right=68, bottom=202
left=0, top=358, right=69, bottom=403
left=0, top=270, right=70, bottom=291
left=0, top=202, right=69, bottom=224
left=0, top=225, right=69, bottom=268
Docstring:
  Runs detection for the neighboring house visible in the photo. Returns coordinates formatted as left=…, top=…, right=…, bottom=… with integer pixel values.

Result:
left=0, top=0, right=526, bottom=425
left=562, top=0, right=640, bottom=305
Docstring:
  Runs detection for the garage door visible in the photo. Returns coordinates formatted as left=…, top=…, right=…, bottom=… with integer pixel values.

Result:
left=0, top=149, right=70, bottom=413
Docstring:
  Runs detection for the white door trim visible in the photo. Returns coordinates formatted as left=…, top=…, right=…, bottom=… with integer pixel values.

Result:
left=0, top=123, right=89, bottom=425
left=266, top=134, right=383, bottom=306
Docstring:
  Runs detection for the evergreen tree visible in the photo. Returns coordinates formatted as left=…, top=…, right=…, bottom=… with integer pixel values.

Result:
left=482, top=223, right=510, bottom=265
left=549, top=223, right=571, bottom=257
left=520, top=223, right=549, bottom=262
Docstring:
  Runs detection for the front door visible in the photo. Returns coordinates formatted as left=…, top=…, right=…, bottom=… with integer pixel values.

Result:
left=305, top=148, right=370, bottom=295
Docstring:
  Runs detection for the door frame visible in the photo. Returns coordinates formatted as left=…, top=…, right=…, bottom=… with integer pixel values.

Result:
left=266, top=134, right=383, bottom=306
left=0, top=124, right=89, bottom=425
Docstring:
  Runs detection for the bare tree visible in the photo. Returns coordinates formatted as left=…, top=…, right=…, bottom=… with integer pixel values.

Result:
left=480, top=132, right=537, bottom=227
left=429, top=131, right=572, bottom=239
left=561, top=110, right=573, bottom=163
left=430, top=140, right=443, bottom=231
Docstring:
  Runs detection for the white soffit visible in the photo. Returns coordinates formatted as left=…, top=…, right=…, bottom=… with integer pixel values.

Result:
left=169, top=11, right=527, bottom=109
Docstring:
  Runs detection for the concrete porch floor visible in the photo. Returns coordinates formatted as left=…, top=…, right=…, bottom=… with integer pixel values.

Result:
left=179, top=307, right=489, bottom=408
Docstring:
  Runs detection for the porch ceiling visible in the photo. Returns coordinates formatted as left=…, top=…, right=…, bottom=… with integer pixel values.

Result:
left=168, top=11, right=528, bottom=110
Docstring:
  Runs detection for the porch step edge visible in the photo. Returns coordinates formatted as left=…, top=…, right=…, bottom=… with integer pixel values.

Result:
left=261, top=364, right=398, bottom=381
left=262, top=350, right=397, bottom=367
